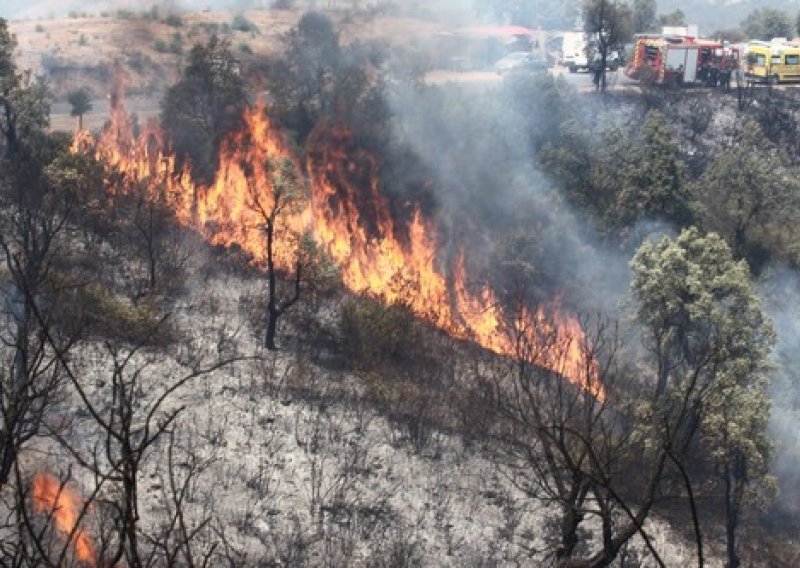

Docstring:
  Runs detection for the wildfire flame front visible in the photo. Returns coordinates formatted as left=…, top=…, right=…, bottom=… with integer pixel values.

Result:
left=75, top=93, right=605, bottom=401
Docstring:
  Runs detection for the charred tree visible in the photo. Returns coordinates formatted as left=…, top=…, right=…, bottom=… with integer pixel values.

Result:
left=488, top=311, right=669, bottom=567
left=29, top=309, right=237, bottom=566
left=248, top=158, right=307, bottom=351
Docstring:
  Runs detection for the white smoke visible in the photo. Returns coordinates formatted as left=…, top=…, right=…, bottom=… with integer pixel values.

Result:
left=759, top=268, right=800, bottom=514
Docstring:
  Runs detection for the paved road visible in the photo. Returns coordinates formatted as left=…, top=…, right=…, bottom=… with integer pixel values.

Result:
left=426, top=64, right=638, bottom=93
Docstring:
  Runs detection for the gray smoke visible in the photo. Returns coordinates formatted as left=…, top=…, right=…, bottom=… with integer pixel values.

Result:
left=759, top=268, right=800, bottom=515
left=384, top=77, right=634, bottom=317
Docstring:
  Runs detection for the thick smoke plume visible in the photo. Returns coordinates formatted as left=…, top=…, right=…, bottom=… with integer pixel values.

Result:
left=385, top=80, right=631, bottom=315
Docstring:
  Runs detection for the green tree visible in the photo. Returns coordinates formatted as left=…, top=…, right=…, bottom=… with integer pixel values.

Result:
left=0, top=18, right=49, bottom=157
left=247, top=158, right=308, bottom=350
left=264, top=11, right=342, bottom=143
left=616, top=110, right=692, bottom=228
left=631, top=228, right=776, bottom=568
left=658, top=8, right=686, bottom=27
left=695, top=121, right=799, bottom=269
left=160, top=35, right=246, bottom=184
left=264, top=11, right=392, bottom=150
left=741, top=8, right=792, bottom=41
left=633, top=0, right=657, bottom=33
left=67, top=88, right=93, bottom=130
left=582, top=0, right=633, bottom=92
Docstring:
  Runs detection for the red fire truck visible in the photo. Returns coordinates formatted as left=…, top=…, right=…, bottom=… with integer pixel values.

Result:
left=625, top=35, right=740, bottom=87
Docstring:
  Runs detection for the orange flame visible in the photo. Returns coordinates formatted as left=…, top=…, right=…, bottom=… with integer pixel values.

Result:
left=32, top=473, right=96, bottom=565
left=75, top=95, right=604, bottom=400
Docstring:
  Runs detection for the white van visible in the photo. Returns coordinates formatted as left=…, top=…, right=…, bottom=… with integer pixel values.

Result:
left=562, top=32, right=589, bottom=72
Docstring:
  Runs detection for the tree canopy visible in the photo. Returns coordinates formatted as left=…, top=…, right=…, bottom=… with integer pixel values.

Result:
left=633, top=0, right=658, bottom=33
left=696, top=121, right=800, bottom=270
left=631, top=227, right=776, bottom=568
left=160, top=35, right=247, bottom=184
left=741, top=8, right=793, bottom=40
left=68, top=88, right=93, bottom=130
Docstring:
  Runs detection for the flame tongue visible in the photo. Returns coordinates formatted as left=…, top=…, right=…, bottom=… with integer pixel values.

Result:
left=306, top=125, right=603, bottom=399
left=77, top=97, right=604, bottom=400
left=32, top=473, right=96, bottom=565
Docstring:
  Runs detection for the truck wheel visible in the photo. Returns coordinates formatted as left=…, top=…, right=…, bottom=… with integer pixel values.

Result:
left=769, top=75, right=779, bottom=85
left=569, top=65, right=577, bottom=74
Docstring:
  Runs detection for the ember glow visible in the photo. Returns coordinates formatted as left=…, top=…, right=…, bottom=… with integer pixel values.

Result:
left=32, top=473, right=96, bottom=565
left=76, top=95, right=604, bottom=400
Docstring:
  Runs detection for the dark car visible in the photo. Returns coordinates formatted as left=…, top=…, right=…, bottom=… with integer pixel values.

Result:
left=494, top=52, right=549, bottom=74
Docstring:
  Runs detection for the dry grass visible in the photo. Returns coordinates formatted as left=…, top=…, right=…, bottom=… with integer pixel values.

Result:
left=10, top=10, right=298, bottom=100
left=9, top=8, right=447, bottom=131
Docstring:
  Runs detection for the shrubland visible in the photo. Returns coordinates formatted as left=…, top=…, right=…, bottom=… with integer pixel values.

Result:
left=0, top=7, right=798, bottom=567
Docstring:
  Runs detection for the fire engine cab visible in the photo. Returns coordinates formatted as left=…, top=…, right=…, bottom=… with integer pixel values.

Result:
left=626, top=35, right=739, bottom=87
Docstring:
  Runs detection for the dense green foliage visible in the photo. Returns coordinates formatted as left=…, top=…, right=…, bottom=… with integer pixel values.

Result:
left=633, top=0, right=658, bottom=33
left=631, top=228, right=776, bottom=567
left=160, top=36, right=247, bottom=184
left=741, top=7, right=793, bottom=40
left=67, top=88, right=92, bottom=130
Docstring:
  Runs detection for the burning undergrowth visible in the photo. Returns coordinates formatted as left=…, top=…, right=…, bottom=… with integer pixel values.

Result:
left=73, top=79, right=605, bottom=399
left=31, top=473, right=95, bottom=565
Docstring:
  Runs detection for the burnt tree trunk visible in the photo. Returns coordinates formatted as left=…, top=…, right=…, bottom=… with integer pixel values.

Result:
left=265, top=217, right=278, bottom=350
left=671, top=451, right=704, bottom=567
left=724, top=456, right=745, bottom=568
left=265, top=217, right=302, bottom=350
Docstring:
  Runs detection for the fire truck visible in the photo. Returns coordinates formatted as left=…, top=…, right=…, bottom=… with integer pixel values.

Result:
left=625, top=35, right=740, bottom=87
left=744, top=40, right=800, bottom=84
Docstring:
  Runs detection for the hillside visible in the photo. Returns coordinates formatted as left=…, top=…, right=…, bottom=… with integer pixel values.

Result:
left=0, top=5, right=799, bottom=567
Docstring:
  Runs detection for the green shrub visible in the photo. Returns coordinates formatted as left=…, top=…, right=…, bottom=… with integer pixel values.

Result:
left=164, top=14, right=183, bottom=27
left=232, top=14, right=258, bottom=33
left=52, top=276, right=171, bottom=346
left=338, top=297, right=421, bottom=371
left=153, top=38, right=169, bottom=53
left=169, top=32, right=183, bottom=54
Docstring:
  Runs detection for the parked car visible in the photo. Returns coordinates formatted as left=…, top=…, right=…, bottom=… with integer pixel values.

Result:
left=494, top=52, right=549, bottom=74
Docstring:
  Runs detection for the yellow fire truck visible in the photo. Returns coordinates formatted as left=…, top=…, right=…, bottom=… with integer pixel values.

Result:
left=745, top=40, right=800, bottom=84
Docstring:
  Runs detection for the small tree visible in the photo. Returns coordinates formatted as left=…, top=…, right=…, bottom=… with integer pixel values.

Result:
left=582, top=0, right=632, bottom=92
left=161, top=36, right=246, bottom=184
left=616, top=110, right=692, bottom=229
left=696, top=121, right=799, bottom=268
left=248, top=158, right=308, bottom=350
left=631, top=227, right=777, bottom=568
left=67, top=89, right=92, bottom=131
